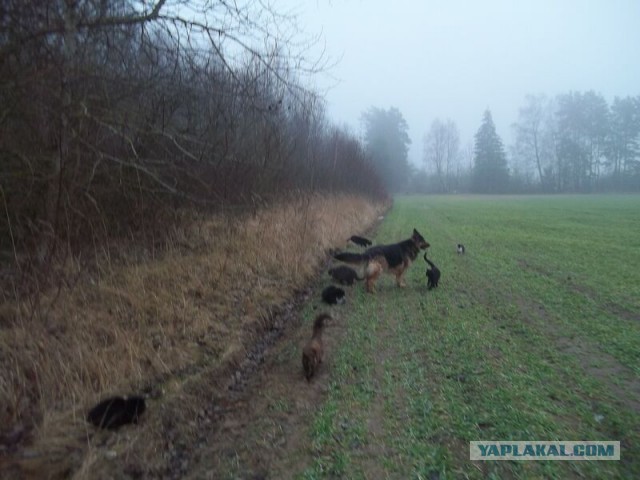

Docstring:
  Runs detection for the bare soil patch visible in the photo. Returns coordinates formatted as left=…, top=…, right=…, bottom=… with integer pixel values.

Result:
left=554, top=336, right=640, bottom=413
left=512, top=293, right=640, bottom=415
left=182, top=299, right=348, bottom=480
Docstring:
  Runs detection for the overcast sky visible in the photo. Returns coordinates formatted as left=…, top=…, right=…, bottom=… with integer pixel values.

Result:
left=282, top=0, right=640, bottom=166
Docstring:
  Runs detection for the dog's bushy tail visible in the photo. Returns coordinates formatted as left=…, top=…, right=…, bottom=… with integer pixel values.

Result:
left=334, top=252, right=367, bottom=264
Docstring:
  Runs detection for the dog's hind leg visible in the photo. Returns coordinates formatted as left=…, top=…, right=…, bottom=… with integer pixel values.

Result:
left=365, top=262, right=382, bottom=293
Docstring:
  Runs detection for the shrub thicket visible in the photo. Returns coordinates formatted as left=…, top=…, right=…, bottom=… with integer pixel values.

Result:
left=0, top=0, right=386, bottom=293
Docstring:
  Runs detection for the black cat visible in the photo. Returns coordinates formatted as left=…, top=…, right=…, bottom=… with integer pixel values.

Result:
left=349, top=235, right=372, bottom=247
left=328, top=265, right=363, bottom=286
left=424, top=252, right=441, bottom=290
left=87, top=395, right=146, bottom=429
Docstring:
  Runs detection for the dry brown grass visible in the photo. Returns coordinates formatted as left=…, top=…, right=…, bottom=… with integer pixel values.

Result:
left=0, top=193, right=386, bottom=478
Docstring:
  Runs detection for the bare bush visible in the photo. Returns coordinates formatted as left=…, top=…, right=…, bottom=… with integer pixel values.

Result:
left=0, top=0, right=386, bottom=296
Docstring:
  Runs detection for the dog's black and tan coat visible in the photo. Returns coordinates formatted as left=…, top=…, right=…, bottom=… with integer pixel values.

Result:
left=333, top=228, right=430, bottom=293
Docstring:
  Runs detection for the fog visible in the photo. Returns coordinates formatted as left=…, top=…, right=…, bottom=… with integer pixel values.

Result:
left=286, top=0, right=640, bottom=165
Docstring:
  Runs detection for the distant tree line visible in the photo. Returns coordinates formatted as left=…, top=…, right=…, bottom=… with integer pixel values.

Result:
left=0, top=0, right=386, bottom=281
left=511, top=92, right=640, bottom=192
left=414, top=91, right=640, bottom=194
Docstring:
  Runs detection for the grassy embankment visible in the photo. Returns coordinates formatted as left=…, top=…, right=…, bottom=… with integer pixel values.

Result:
left=280, top=195, right=640, bottom=479
left=0, top=194, right=386, bottom=478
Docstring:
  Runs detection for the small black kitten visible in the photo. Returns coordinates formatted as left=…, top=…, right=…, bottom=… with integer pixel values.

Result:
left=322, top=285, right=346, bottom=305
left=424, top=252, right=441, bottom=290
left=328, top=266, right=363, bottom=286
left=87, top=395, right=146, bottom=429
left=457, top=243, right=465, bottom=254
left=349, top=235, right=372, bottom=247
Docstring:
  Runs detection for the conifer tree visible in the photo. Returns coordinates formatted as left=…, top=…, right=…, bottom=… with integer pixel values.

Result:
left=472, top=109, right=510, bottom=193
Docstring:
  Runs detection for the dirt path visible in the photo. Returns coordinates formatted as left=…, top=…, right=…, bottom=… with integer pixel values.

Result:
left=0, top=283, right=343, bottom=480
left=175, top=285, right=399, bottom=479
left=180, top=296, right=347, bottom=479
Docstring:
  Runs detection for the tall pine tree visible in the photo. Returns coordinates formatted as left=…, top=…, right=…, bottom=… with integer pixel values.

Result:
left=362, top=107, right=411, bottom=192
left=472, top=109, right=510, bottom=193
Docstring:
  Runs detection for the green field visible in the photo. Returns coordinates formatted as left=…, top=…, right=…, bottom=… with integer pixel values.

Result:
left=300, top=195, right=640, bottom=479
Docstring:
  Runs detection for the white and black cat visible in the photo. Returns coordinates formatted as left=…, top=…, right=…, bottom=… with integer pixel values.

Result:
left=322, top=285, right=346, bottom=304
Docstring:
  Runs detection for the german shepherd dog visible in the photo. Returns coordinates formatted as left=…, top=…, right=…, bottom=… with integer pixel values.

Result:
left=333, top=228, right=430, bottom=293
